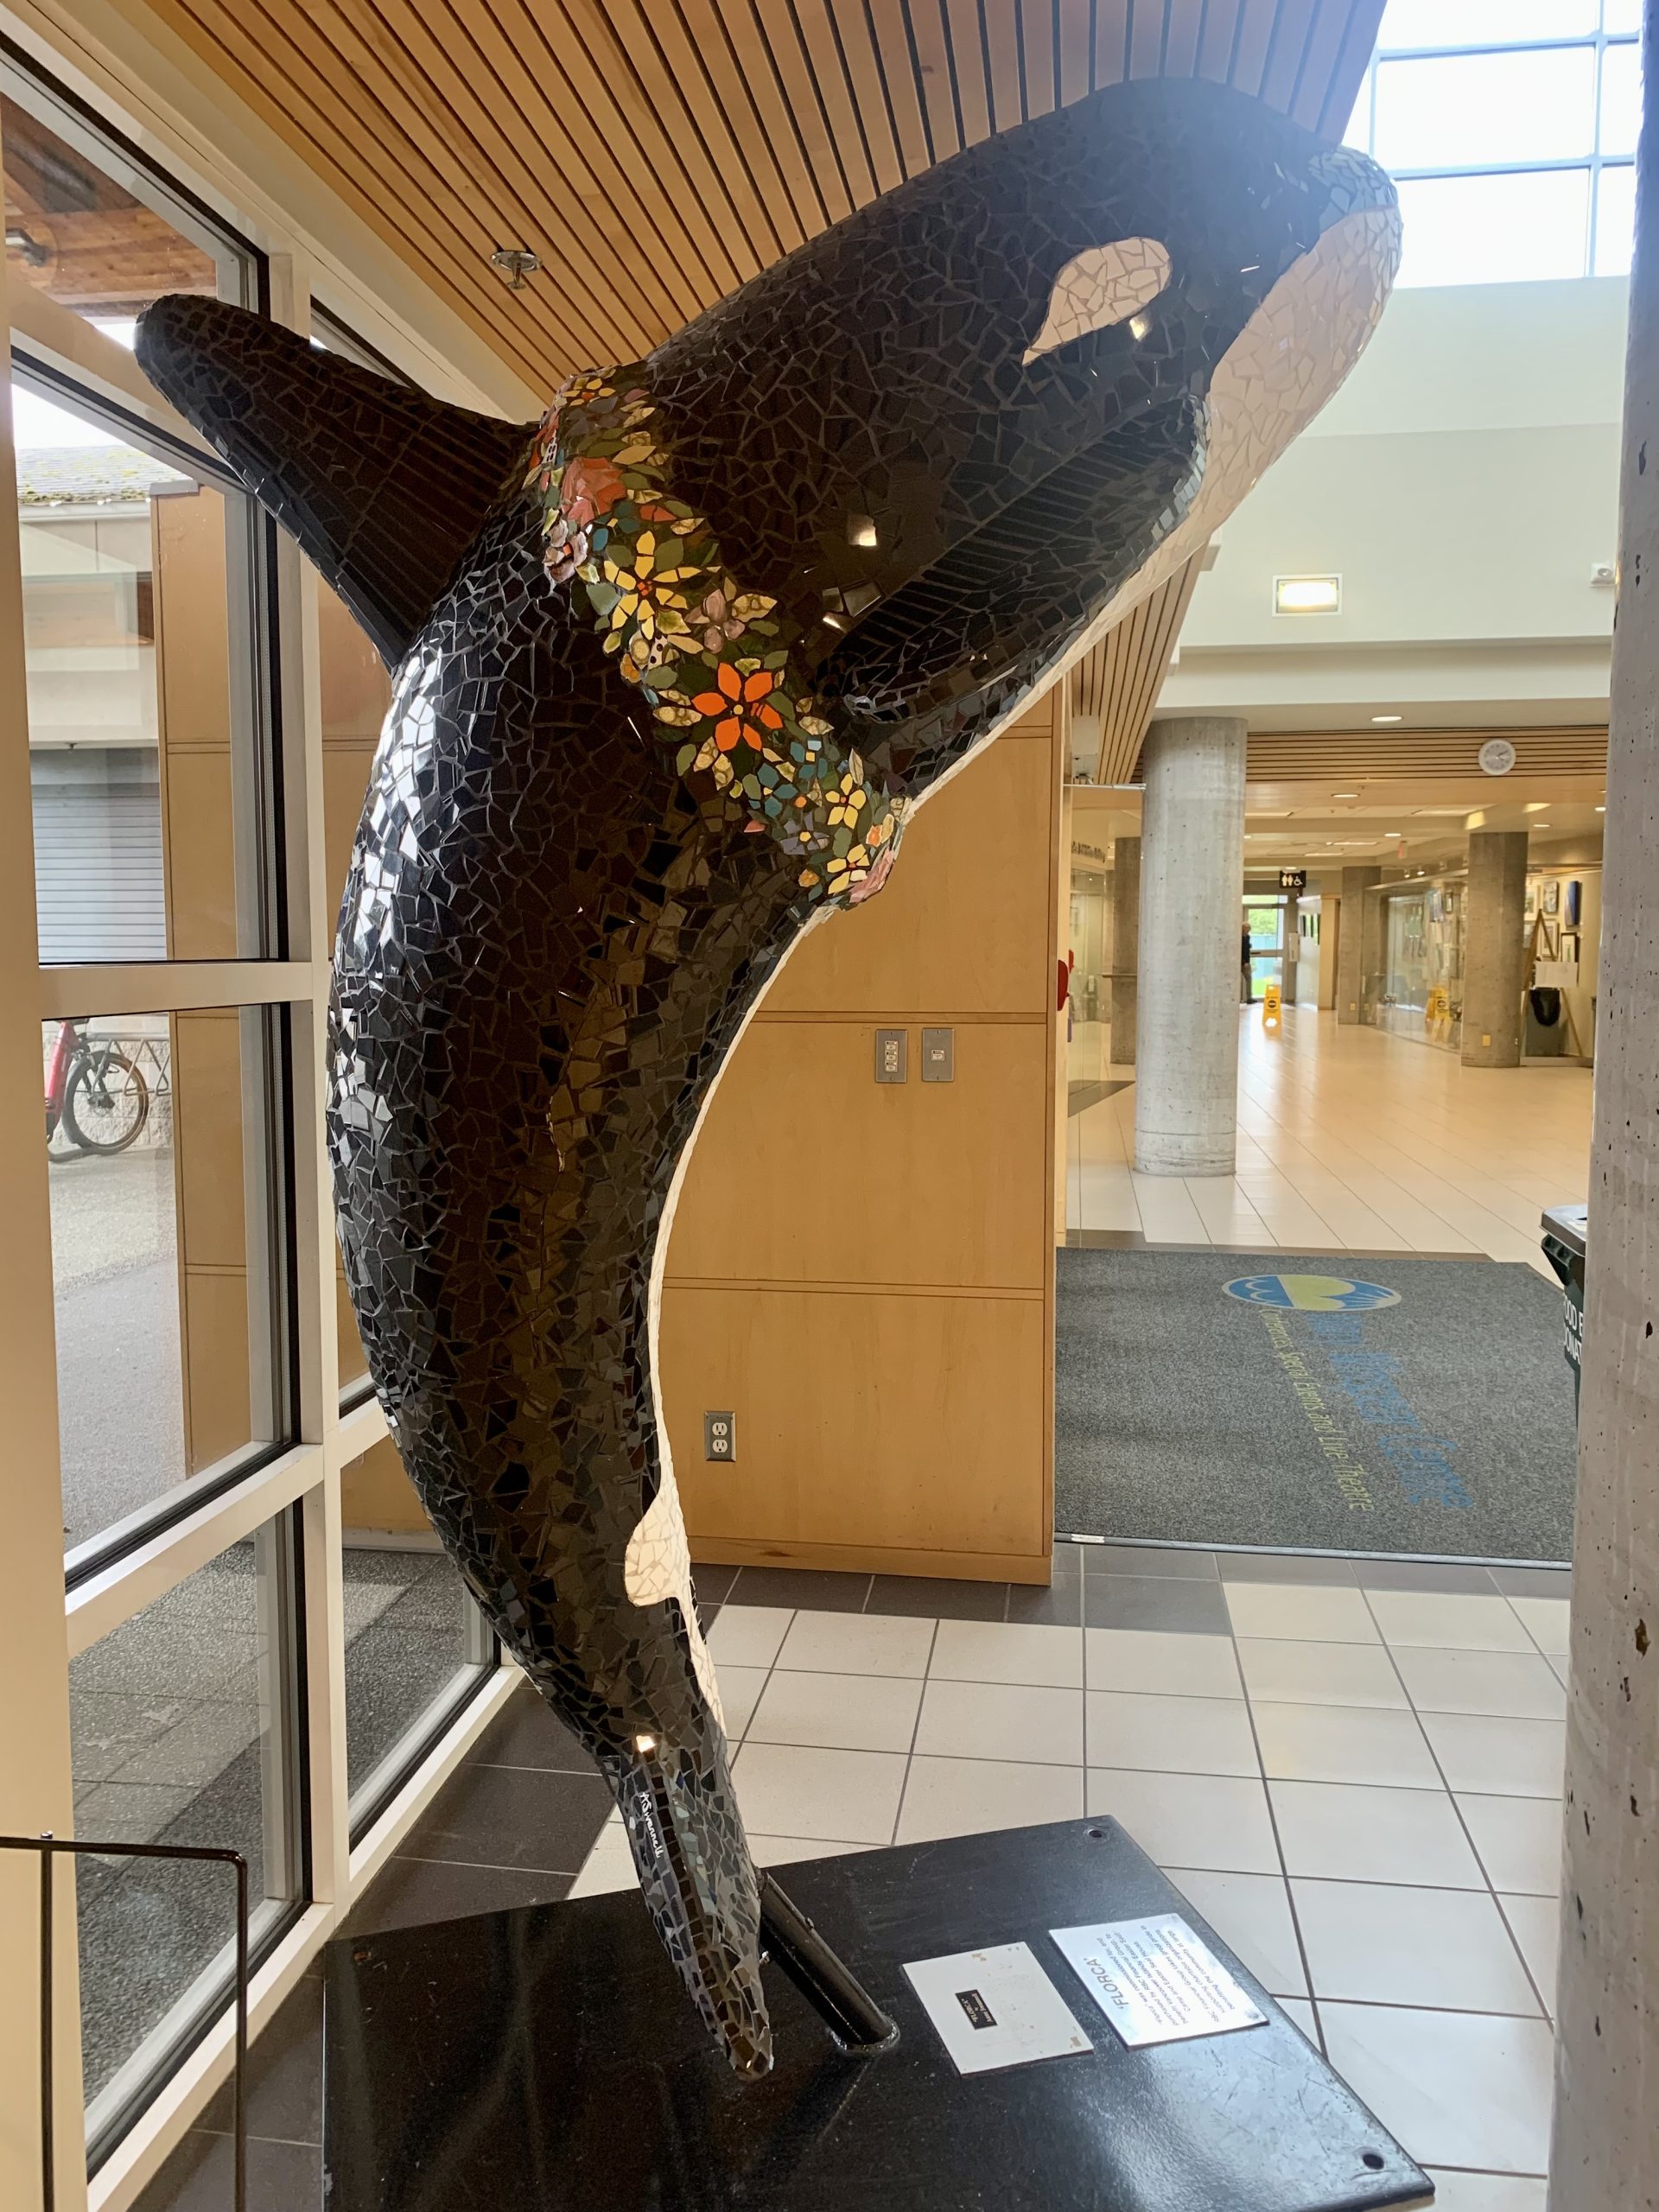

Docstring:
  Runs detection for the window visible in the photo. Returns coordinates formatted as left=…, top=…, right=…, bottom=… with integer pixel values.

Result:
left=1344, top=1, right=1640, bottom=284
left=2, top=54, right=507, bottom=2188
left=71, top=1514, right=306, bottom=2163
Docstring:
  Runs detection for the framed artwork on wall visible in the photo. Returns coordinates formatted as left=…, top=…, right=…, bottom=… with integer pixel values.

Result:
left=1524, top=881, right=1538, bottom=920
left=1560, top=930, right=1580, bottom=965
left=1566, top=880, right=1582, bottom=925
left=1542, top=879, right=1561, bottom=916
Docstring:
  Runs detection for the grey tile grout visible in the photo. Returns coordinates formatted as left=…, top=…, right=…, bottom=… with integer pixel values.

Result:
left=887, top=1619, right=942, bottom=1846
left=1352, top=1583, right=1556, bottom=2025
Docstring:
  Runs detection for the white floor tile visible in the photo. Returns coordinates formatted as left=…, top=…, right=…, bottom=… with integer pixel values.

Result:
left=568, top=1827, right=636, bottom=1897
left=1421, top=2175, right=1547, bottom=2212
left=1086, top=1770, right=1280, bottom=1874
left=1455, top=1793, right=1564, bottom=1897
left=1508, top=1596, right=1571, bottom=1657
left=1319, top=2003, right=1554, bottom=2175
left=1278, top=1995, right=1320, bottom=2050
left=913, top=1679, right=1084, bottom=1765
left=1163, top=1867, right=1306, bottom=1996
left=1252, top=1701, right=1440, bottom=1789
left=706, top=1605, right=793, bottom=1669
left=747, top=1669, right=923, bottom=1753
left=748, top=1835, right=871, bottom=1868
left=1420, top=1713, right=1566, bottom=1800
left=1270, top=1779, right=1484, bottom=1887
left=715, top=1664, right=770, bottom=1739
left=1293, top=1879, right=1540, bottom=2015
left=1499, top=1891, right=1561, bottom=2015
left=896, top=1754, right=1083, bottom=1843
left=1236, top=1637, right=1408, bottom=1709
left=1366, top=1591, right=1534, bottom=1654
left=930, top=1618, right=1084, bottom=1688
left=1084, top=1627, right=1243, bottom=1699
left=1224, top=1582, right=1380, bottom=1644
left=775, top=1609, right=936, bottom=1678
left=731, top=1742, right=906, bottom=1845
left=1392, top=1646, right=1566, bottom=1721
left=1086, top=1688, right=1259, bottom=1777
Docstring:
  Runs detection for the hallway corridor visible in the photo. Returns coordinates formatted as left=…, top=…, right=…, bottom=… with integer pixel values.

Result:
left=1065, top=1012, right=1593, bottom=1270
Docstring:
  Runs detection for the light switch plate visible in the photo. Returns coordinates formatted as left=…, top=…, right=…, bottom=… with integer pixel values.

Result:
left=921, top=1027, right=955, bottom=1082
left=874, top=1028, right=907, bottom=1084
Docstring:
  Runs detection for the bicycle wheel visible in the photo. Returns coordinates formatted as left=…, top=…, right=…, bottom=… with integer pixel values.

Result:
left=64, top=1050, right=149, bottom=1155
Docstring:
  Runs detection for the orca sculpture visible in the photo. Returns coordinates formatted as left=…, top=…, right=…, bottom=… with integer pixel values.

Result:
left=137, top=75, right=1397, bottom=2079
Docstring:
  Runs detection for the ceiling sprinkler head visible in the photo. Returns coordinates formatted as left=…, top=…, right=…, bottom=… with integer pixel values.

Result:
left=490, top=247, right=541, bottom=291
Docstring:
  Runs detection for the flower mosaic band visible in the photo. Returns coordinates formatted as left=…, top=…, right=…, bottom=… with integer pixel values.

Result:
left=529, top=368, right=905, bottom=907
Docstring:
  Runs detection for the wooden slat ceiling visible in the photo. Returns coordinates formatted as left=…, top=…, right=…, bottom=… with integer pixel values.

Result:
left=1073, top=552, right=1199, bottom=782
left=147, top=0, right=1385, bottom=398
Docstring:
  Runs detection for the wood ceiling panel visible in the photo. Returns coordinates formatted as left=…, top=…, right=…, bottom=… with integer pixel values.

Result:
left=1074, top=555, right=1202, bottom=784
left=148, top=0, right=1383, bottom=396
left=1239, top=727, right=1611, bottom=784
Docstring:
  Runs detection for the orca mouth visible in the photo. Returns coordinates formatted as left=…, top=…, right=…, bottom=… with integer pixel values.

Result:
left=807, top=393, right=1205, bottom=738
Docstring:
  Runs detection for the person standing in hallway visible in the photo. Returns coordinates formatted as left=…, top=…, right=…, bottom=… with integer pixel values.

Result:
left=1240, top=922, right=1255, bottom=1003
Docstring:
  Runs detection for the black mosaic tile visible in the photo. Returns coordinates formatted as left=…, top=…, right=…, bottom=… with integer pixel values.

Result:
left=135, top=75, right=1396, bottom=2078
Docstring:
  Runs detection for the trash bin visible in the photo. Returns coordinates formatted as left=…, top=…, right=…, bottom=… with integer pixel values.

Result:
left=1541, top=1204, right=1587, bottom=1418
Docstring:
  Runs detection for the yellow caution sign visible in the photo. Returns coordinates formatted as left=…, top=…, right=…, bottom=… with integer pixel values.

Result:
left=1262, top=982, right=1282, bottom=1030
left=1426, top=986, right=1451, bottom=1023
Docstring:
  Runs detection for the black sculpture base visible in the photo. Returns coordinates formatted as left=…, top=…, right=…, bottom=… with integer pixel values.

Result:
left=322, top=1820, right=1433, bottom=2212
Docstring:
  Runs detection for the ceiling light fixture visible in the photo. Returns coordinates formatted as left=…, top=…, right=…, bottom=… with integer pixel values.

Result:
left=1370, top=714, right=1402, bottom=724
left=1332, top=791, right=1359, bottom=799
left=1274, top=574, right=1342, bottom=616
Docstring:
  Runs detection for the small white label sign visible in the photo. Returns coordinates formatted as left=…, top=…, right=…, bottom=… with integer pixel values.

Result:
left=1050, top=1915, right=1267, bottom=2049
left=904, top=1942, right=1093, bottom=2076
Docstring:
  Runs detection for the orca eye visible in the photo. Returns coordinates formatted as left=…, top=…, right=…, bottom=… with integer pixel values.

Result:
left=1023, top=237, right=1171, bottom=363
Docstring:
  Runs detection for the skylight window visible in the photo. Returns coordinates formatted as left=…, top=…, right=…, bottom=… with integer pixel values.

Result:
left=1344, top=1, right=1640, bottom=284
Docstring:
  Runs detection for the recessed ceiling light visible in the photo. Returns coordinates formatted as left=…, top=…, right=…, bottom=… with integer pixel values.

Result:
left=1371, top=714, right=1402, bottom=724
left=1332, top=791, right=1359, bottom=799
left=1383, top=830, right=1402, bottom=836
left=1273, top=573, right=1341, bottom=615
left=1596, top=804, right=1606, bottom=811
left=1534, top=823, right=1551, bottom=830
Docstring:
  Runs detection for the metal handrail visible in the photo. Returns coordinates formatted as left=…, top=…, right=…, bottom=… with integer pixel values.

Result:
left=0, top=1832, right=248, bottom=2212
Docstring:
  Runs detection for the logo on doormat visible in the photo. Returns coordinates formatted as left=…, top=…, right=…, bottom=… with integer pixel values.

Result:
left=1223, top=1273, right=1402, bottom=1312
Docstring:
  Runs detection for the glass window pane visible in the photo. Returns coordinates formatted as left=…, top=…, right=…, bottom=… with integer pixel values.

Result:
left=1599, top=40, right=1643, bottom=159
left=16, top=377, right=274, bottom=962
left=1377, top=0, right=1598, bottom=45
left=1595, top=162, right=1637, bottom=274
left=342, top=1440, right=494, bottom=1820
left=72, top=1516, right=302, bottom=2137
left=1375, top=48, right=1597, bottom=169
left=51, top=1005, right=287, bottom=1562
left=1395, top=168, right=1591, bottom=285
left=3, top=81, right=252, bottom=358
left=1604, top=0, right=1641, bottom=35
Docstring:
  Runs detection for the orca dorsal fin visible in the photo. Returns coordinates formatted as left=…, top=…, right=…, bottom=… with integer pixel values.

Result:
left=136, top=295, right=536, bottom=669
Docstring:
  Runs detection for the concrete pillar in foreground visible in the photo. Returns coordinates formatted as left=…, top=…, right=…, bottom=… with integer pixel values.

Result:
left=1336, top=866, right=1380, bottom=1022
left=1109, top=833, right=1140, bottom=1066
left=1461, top=830, right=1528, bottom=1068
left=1134, top=715, right=1246, bottom=1175
left=1550, top=10, right=1659, bottom=2191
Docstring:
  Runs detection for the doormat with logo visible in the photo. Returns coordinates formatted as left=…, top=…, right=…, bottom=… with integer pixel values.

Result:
left=1056, top=1249, right=1576, bottom=1560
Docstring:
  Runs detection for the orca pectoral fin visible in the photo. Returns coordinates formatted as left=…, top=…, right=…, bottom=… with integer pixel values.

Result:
left=135, top=295, right=536, bottom=668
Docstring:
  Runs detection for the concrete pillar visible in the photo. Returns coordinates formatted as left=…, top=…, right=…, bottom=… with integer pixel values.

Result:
left=1460, top=831, right=1528, bottom=1068
left=1134, top=715, right=1246, bottom=1176
left=1549, top=10, right=1659, bottom=2192
left=1336, top=867, right=1380, bottom=1022
left=1109, top=833, right=1139, bottom=1066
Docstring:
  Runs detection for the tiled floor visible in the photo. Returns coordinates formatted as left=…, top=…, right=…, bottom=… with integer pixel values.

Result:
left=1065, top=1009, right=1591, bottom=1272
left=135, top=1543, right=1570, bottom=2209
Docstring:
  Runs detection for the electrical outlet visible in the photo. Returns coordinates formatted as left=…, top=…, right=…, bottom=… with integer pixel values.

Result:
left=703, top=1410, right=736, bottom=1463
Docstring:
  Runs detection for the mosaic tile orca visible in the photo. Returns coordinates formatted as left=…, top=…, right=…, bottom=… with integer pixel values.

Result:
left=137, top=74, right=1397, bottom=2077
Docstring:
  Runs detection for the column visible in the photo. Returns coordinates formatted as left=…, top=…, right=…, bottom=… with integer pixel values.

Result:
left=1282, top=891, right=1300, bottom=1004
left=1549, top=7, right=1659, bottom=2191
left=1336, top=865, right=1380, bottom=1022
left=1134, top=715, right=1246, bottom=1176
left=1109, top=833, right=1139, bottom=1066
left=1460, top=831, right=1528, bottom=1068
